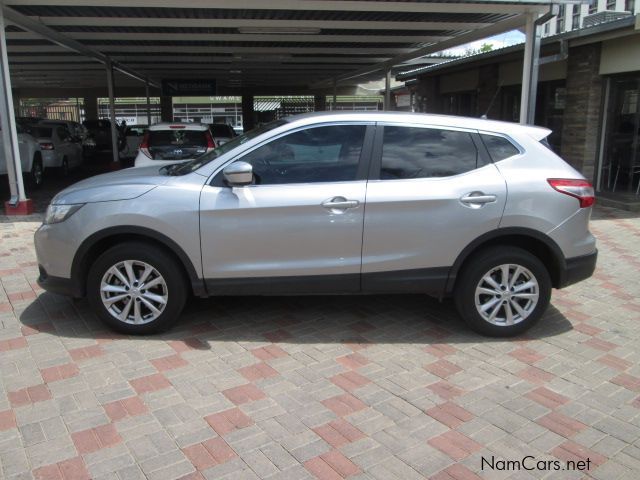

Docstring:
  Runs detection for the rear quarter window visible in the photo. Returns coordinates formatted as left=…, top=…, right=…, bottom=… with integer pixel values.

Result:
left=480, top=134, right=520, bottom=162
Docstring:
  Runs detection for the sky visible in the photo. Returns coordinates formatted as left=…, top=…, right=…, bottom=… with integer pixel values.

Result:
left=441, top=29, right=526, bottom=56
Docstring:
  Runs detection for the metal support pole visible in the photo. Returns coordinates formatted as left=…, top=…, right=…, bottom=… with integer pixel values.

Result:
left=0, top=6, right=27, bottom=205
left=106, top=59, right=119, bottom=164
left=519, top=12, right=542, bottom=125
left=384, top=69, right=391, bottom=111
left=145, top=79, right=152, bottom=126
left=332, top=79, right=337, bottom=111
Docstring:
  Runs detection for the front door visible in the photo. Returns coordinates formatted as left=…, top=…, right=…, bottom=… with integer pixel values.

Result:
left=199, top=123, right=373, bottom=294
left=361, top=123, right=507, bottom=294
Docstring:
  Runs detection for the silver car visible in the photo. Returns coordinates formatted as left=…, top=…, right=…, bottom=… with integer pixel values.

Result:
left=34, top=112, right=597, bottom=336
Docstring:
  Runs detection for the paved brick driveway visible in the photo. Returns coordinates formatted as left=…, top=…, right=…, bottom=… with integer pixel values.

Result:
left=1, top=206, right=639, bottom=480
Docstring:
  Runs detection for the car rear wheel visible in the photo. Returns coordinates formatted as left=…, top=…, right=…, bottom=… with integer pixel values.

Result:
left=454, top=247, right=551, bottom=337
left=87, top=242, right=187, bottom=334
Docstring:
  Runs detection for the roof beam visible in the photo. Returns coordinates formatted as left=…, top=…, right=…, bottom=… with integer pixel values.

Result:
left=5, top=31, right=453, bottom=43
left=8, top=55, right=394, bottom=64
left=35, top=17, right=491, bottom=31
left=1, top=5, right=160, bottom=88
left=312, top=13, right=529, bottom=87
left=7, top=45, right=415, bottom=55
left=4, top=1, right=555, bottom=15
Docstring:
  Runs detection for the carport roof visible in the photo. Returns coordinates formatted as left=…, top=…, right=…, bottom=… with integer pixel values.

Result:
left=2, top=1, right=582, bottom=94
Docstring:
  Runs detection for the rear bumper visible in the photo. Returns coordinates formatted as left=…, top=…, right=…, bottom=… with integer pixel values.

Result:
left=558, top=250, right=597, bottom=288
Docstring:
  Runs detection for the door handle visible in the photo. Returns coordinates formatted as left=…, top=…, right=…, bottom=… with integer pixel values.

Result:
left=322, top=196, right=359, bottom=210
left=460, top=192, right=497, bottom=206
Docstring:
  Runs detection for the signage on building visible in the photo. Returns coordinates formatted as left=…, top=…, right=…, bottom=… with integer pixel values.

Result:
left=395, top=94, right=411, bottom=107
left=161, top=79, right=217, bottom=96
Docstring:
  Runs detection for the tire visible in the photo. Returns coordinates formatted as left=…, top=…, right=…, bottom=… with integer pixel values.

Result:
left=454, top=246, right=551, bottom=337
left=87, top=242, right=187, bottom=334
left=29, top=154, right=44, bottom=189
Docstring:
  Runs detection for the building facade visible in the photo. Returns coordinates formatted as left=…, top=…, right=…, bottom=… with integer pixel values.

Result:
left=398, top=15, right=640, bottom=209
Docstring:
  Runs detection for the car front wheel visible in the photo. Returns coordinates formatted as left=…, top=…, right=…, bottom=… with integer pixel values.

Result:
left=87, top=242, right=187, bottom=334
left=454, top=247, right=551, bottom=337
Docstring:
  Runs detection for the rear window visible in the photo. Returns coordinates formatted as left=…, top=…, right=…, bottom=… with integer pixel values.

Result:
left=480, top=134, right=520, bottom=161
left=148, top=129, right=208, bottom=160
left=33, top=127, right=52, bottom=138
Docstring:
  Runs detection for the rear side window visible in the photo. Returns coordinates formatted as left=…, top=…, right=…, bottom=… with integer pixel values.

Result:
left=380, top=126, right=477, bottom=179
left=480, top=134, right=520, bottom=161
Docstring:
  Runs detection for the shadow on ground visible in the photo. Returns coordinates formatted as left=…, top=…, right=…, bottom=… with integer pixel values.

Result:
left=19, top=291, right=574, bottom=348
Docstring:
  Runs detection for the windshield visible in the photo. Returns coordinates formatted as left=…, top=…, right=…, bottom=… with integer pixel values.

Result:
left=171, top=120, right=287, bottom=175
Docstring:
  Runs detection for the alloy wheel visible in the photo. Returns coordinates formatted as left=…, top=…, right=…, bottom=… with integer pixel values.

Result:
left=100, top=260, right=168, bottom=325
left=474, top=263, right=539, bottom=326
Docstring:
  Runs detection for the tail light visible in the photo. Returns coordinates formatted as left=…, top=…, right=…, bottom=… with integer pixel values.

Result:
left=168, top=125, right=186, bottom=129
left=139, top=131, right=152, bottom=159
left=205, top=131, right=216, bottom=152
left=39, top=142, right=54, bottom=150
left=547, top=179, right=595, bottom=208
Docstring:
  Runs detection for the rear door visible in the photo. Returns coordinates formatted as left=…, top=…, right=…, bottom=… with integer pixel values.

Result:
left=361, top=123, right=507, bottom=293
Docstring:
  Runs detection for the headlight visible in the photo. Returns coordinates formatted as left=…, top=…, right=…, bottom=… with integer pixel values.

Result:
left=44, top=204, right=84, bottom=225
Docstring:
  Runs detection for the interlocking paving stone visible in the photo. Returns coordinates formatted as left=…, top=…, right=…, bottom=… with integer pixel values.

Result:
left=1, top=205, right=640, bottom=478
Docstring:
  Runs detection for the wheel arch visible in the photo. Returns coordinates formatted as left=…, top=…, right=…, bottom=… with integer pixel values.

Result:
left=446, top=227, right=566, bottom=294
left=72, top=226, right=206, bottom=298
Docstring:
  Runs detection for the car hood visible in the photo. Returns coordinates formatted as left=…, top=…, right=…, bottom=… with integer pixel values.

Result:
left=52, top=165, right=169, bottom=205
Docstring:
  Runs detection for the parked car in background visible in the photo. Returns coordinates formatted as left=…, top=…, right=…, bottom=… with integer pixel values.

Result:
left=30, top=122, right=83, bottom=175
left=0, top=124, right=44, bottom=187
left=36, top=112, right=597, bottom=336
left=120, top=125, right=146, bottom=159
left=82, top=119, right=112, bottom=151
left=16, top=116, right=43, bottom=130
left=134, top=122, right=215, bottom=167
left=209, top=123, right=236, bottom=146
left=40, top=120, right=86, bottom=141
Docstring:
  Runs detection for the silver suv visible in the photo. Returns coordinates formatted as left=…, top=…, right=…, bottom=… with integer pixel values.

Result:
left=35, top=112, right=597, bottom=336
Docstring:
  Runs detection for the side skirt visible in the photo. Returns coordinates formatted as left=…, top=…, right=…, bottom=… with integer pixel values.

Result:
left=204, top=267, right=450, bottom=296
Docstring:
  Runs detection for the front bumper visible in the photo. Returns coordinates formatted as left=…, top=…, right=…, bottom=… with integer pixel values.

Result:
left=558, top=250, right=597, bottom=288
left=37, top=265, right=83, bottom=298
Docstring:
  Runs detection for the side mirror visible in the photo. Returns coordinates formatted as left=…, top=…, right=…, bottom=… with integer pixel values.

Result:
left=223, top=161, right=253, bottom=186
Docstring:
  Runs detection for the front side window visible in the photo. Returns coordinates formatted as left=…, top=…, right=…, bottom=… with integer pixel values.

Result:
left=236, top=124, right=366, bottom=185
left=379, top=126, right=477, bottom=179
